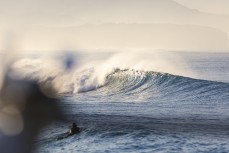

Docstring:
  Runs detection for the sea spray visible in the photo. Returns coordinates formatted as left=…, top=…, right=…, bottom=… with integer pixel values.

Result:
left=10, top=52, right=197, bottom=94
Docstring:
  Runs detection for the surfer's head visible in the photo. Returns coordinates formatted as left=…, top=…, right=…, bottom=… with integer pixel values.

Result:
left=72, top=123, right=77, bottom=127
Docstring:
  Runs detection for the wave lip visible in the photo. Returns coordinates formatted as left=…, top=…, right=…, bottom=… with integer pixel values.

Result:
left=99, top=69, right=229, bottom=101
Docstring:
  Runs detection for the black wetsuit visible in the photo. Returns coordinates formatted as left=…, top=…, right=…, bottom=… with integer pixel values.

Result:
left=68, top=125, right=80, bottom=136
left=57, top=124, right=80, bottom=140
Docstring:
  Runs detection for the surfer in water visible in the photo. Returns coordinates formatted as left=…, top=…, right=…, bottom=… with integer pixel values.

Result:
left=68, top=123, right=80, bottom=136
left=57, top=123, right=80, bottom=140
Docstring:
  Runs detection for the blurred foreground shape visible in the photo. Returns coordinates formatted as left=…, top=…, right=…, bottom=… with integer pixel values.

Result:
left=0, top=70, right=64, bottom=153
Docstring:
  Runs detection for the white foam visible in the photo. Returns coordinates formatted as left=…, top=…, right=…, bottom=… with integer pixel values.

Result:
left=10, top=52, right=196, bottom=94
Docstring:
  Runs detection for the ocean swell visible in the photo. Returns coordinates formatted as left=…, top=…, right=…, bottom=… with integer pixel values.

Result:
left=102, top=69, right=229, bottom=101
left=11, top=57, right=229, bottom=102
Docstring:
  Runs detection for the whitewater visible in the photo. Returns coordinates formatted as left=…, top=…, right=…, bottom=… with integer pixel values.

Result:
left=9, top=51, right=229, bottom=152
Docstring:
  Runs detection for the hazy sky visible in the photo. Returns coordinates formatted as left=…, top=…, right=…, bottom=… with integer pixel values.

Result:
left=173, top=0, right=229, bottom=15
left=0, top=0, right=229, bottom=52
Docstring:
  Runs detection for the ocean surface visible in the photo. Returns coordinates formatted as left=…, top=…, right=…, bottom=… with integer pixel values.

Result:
left=13, top=51, right=229, bottom=153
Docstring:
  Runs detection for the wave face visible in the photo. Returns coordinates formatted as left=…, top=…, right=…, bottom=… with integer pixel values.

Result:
left=88, top=69, right=229, bottom=102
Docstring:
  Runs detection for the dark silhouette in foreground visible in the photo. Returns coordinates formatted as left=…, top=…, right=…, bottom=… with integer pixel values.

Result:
left=0, top=51, right=77, bottom=153
left=0, top=72, right=65, bottom=153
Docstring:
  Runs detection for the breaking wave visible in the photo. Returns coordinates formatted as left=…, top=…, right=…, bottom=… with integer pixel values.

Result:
left=11, top=57, right=229, bottom=102
left=102, top=69, right=229, bottom=100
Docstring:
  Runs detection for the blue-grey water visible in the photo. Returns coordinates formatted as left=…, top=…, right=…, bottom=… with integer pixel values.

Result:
left=25, top=52, right=229, bottom=153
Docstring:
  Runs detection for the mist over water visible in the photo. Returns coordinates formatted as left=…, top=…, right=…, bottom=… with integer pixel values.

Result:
left=11, top=51, right=195, bottom=93
left=11, top=51, right=229, bottom=95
